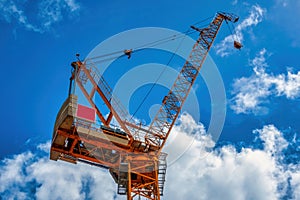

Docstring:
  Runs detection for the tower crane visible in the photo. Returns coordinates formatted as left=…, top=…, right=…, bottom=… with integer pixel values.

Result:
left=50, top=12, right=240, bottom=200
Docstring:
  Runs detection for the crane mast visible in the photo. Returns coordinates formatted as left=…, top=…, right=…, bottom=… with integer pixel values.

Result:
left=50, top=12, right=239, bottom=200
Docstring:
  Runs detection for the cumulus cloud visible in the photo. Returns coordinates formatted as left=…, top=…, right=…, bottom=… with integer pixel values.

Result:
left=0, top=0, right=80, bottom=33
left=215, top=5, right=266, bottom=57
left=254, top=125, right=289, bottom=155
left=1, top=114, right=299, bottom=200
left=0, top=151, right=119, bottom=200
left=291, top=171, right=300, bottom=199
left=164, top=113, right=213, bottom=165
left=164, top=119, right=299, bottom=200
left=230, top=48, right=300, bottom=114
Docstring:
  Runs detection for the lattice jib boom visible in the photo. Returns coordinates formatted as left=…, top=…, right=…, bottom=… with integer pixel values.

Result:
left=145, top=12, right=239, bottom=148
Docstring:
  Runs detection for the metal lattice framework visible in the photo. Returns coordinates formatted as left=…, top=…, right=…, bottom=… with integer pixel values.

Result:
left=145, top=12, right=239, bottom=149
left=50, top=12, right=239, bottom=200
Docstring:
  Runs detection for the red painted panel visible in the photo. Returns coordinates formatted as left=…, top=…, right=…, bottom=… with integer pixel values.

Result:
left=76, top=104, right=96, bottom=122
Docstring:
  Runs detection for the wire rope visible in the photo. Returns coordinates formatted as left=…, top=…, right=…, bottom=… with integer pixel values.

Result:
left=81, top=17, right=214, bottom=121
left=129, top=28, right=191, bottom=120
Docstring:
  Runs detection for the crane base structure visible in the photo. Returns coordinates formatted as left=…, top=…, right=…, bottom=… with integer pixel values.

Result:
left=50, top=94, right=167, bottom=199
left=50, top=12, right=240, bottom=200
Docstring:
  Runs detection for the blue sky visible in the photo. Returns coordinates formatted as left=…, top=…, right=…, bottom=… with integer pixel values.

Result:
left=1, top=0, right=300, bottom=199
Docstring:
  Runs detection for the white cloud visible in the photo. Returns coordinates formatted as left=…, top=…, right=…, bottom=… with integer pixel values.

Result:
left=37, top=140, right=51, bottom=152
left=0, top=152, right=34, bottom=193
left=275, top=70, right=300, bottom=99
left=0, top=148, right=118, bottom=200
left=230, top=49, right=300, bottom=114
left=254, top=124, right=288, bottom=156
left=1, top=115, right=299, bottom=200
left=291, top=171, right=300, bottom=199
left=215, top=5, right=266, bottom=57
left=164, top=121, right=293, bottom=200
left=38, top=0, right=80, bottom=30
left=0, top=0, right=80, bottom=33
left=28, top=158, right=116, bottom=200
left=164, top=113, right=213, bottom=165
left=250, top=48, right=268, bottom=68
left=0, top=0, right=41, bottom=32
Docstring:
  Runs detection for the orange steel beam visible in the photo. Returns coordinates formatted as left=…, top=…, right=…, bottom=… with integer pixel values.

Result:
left=76, top=74, right=108, bottom=125
left=56, top=129, right=128, bottom=150
left=52, top=128, right=130, bottom=168
left=52, top=146, right=118, bottom=168
left=123, top=155, right=161, bottom=200
left=146, top=12, right=239, bottom=150
left=75, top=62, right=134, bottom=141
